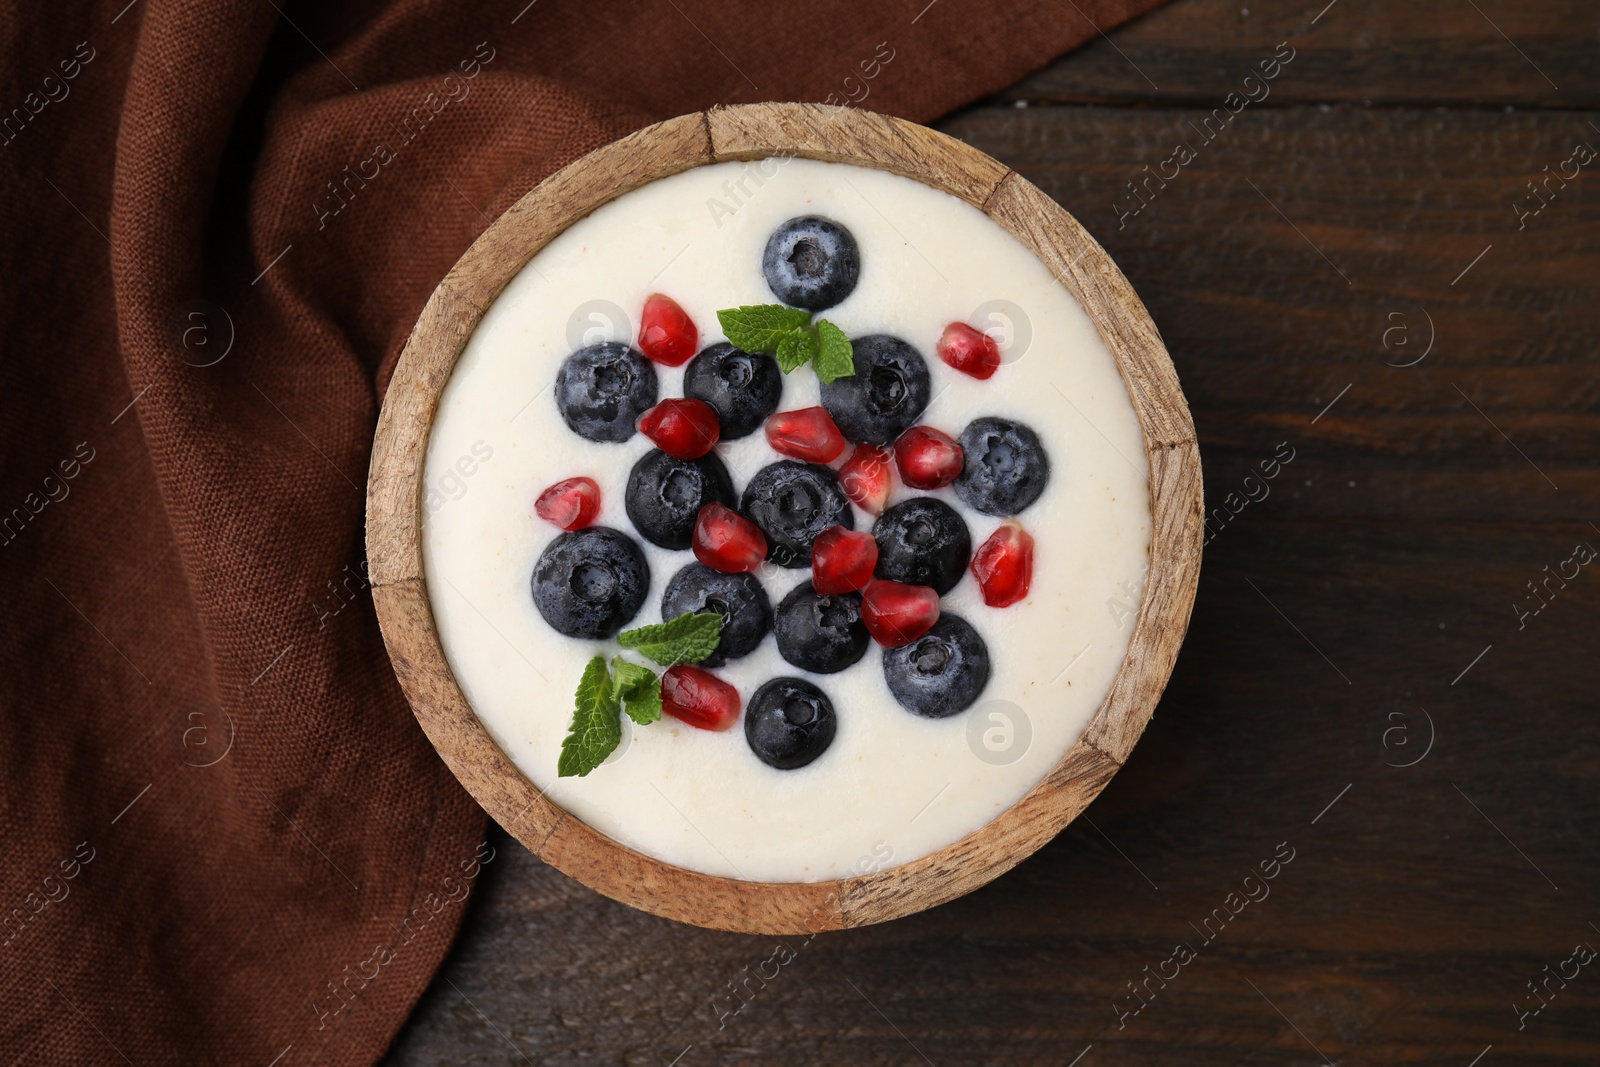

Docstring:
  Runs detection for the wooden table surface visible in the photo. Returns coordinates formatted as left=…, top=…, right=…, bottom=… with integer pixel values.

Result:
left=386, top=2, right=1600, bottom=1063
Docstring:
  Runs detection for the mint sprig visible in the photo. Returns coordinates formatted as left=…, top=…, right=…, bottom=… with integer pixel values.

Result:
left=557, top=657, right=622, bottom=778
left=716, top=304, right=854, bottom=382
left=813, top=319, right=854, bottom=383
left=717, top=305, right=811, bottom=352
left=556, top=611, right=722, bottom=777
left=617, top=611, right=723, bottom=668
left=774, top=324, right=818, bottom=374
left=612, top=657, right=662, bottom=725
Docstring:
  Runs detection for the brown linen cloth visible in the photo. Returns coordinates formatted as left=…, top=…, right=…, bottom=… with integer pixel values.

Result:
left=0, top=0, right=1165, bottom=1061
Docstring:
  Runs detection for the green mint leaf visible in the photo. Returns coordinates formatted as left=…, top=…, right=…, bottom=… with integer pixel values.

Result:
left=616, top=611, right=723, bottom=668
left=612, top=658, right=662, bottom=725
left=557, top=656, right=621, bottom=778
left=774, top=325, right=818, bottom=374
left=611, top=657, right=655, bottom=694
left=717, top=305, right=812, bottom=353
left=622, top=682, right=662, bottom=724
left=813, top=319, right=855, bottom=383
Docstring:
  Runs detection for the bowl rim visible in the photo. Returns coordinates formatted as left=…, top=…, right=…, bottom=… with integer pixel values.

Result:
left=366, top=101, right=1202, bottom=934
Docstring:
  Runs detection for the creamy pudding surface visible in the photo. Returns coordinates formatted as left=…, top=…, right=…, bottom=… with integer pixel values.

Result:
left=421, top=158, right=1150, bottom=882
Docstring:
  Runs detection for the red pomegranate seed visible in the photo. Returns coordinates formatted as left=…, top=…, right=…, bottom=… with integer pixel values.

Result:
left=811, top=526, right=878, bottom=595
left=638, top=397, right=720, bottom=459
left=534, top=477, right=601, bottom=530
left=861, top=579, right=940, bottom=648
left=661, top=664, right=741, bottom=731
left=692, top=502, right=767, bottom=573
left=893, top=425, right=964, bottom=490
left=838, top=443, right=892, bottom=514
left=638, top=293, right=698, bottom=367
left=764, top=406, right=846, bottom=464
left=937, top=322, right=1001, bottom=380
left=972, top=521, right=1035, bottom=607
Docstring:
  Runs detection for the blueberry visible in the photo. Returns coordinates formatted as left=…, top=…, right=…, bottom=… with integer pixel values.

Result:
left=531, top=526, right=649, bottom=639
left=761, top=216, right=860, bottom=311
left=882, top=614, right=990, bottom=718
left=682, top=342, right=782, bottom=440
left=745, top=677, right=837, bottom=769
left=661, top=562, right=772, bottom=667
left=554, top=342, right=658, bottom=443
left=819, top=335, right=930, bottom=444
left=954, top=417, right=1050, bottom=516
left=740, top=461, right=853, bottom=568
left=872, top=498, right=971, bottom=595
left=774, top=581, right=869, bottom=674
left=625, top=449, right=736, bottom=550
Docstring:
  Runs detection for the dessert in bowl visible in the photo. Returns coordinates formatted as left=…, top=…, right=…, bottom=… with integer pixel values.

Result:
left=368, top=104, right=1201, bottom=932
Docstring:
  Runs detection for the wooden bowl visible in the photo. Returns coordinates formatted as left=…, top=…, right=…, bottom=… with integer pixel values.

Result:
left=367, top=102, right=1202, bottom=934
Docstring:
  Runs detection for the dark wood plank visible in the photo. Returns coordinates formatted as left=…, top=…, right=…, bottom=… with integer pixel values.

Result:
left=999, top=0, right=1595, bottom=108
left=386, top=13, right=1600, bottom=1065
left=954, top=103, right=1600, bottom=520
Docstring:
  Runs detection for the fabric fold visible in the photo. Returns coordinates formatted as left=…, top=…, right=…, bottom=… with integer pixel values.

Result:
left=0, top=0, right=1165, bottom=1061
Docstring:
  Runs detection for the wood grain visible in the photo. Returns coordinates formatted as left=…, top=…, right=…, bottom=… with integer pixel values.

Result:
left=388, top=1, right=1600, bottom=1062
left=838, top=740, right=1122, bottom=929
left=368, top=112, right=714, bottom=588
left=999, top=0, right=1595, bottom=108
left=706, top=101, right=1010, bottom=205
left=367, top=103, right=1199, bottom=935
left=537, top=819, right=846, bottom=935
left=368, top=281, right=481, bottom=588
left=372, top=579, right=564, bottom=849
left=442, top=111, right=713, bottom=312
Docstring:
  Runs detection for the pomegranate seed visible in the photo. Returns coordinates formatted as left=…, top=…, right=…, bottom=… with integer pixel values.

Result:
left=811, top=526, right=878, bottom=595
left=937, top=322, right=1001, bottom=380
left=693, top=502, right=768, bottom=573
left=764, top=406, right=846, bottom=464
left=972, top=521, right=1035, bottom=607
left=838, top=444, right=892, bottom=514
left=638, top=397, right=720, bottom=459
left=638, top=293, right=698, bottom=367
left=861, top=579, right=940, bottom=648
left=661, top=664, right=741, bottom=731
left=893, top=425, right=964, bottom=490
left=534, top=477, right=601, bottom=530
